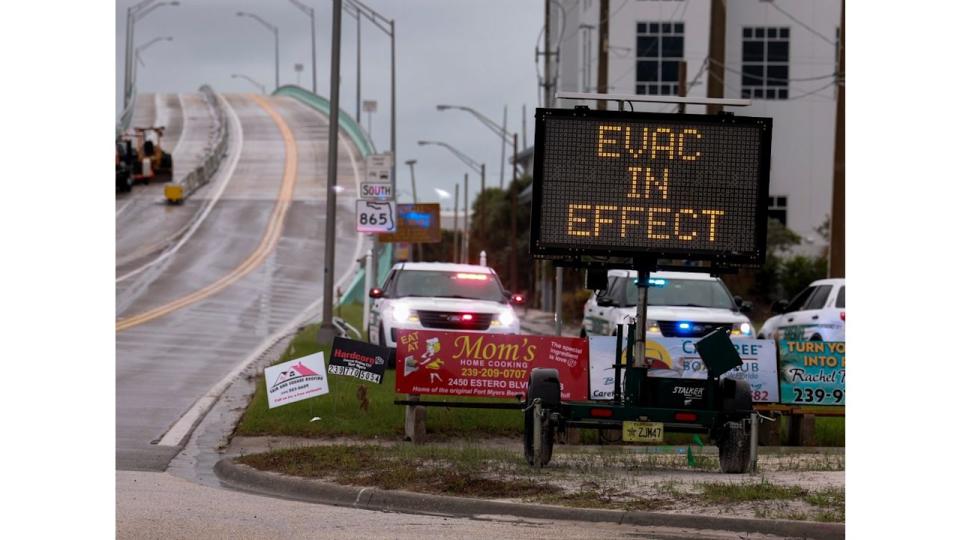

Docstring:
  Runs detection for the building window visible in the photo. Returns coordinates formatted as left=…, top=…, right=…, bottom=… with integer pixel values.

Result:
left=742, top=27, right=789, bottom=100
left=768, top=196, right=787, bottom=225
left=636, top=22, right=684, bottom=96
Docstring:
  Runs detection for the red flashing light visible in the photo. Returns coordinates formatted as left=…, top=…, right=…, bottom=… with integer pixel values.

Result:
left=454, top=273, right=489, bottom=280
left=590, top=408, right=614, bottom=418
left=840, top=311, right=845, bottom=321
left=461, top=313, right=474, bottom=321
left=674, top=412, right=698, bottom=422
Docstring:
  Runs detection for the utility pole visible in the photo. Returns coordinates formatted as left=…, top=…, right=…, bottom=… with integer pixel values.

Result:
left=479, top=163, right=486, bottom=256
left=510, top=134, right=519, bottom=293
left=453, top=183, right=460, bottom=263
left=321, top=0, right=343, bottom=331
left=499, top=106, right=507, bottom=188
left=678, top=60, right=687, bottom=113
left=544, top=0, right=552, bottom=108
left=406, top=159, right=421, bottom=262
left=829, top=0, right=845, bottom=277
left=597, top=0, right=609, bottom=110
left=706, top=0, right=726, bottom=115
left=463, top=173, right=470, bottom=263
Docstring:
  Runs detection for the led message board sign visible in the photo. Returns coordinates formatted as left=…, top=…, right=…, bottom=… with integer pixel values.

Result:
left=531, top=108, right=772, bottom=266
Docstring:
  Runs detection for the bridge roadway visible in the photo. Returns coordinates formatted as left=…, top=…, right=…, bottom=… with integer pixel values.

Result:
left=115, top=92, right=364, bottom=471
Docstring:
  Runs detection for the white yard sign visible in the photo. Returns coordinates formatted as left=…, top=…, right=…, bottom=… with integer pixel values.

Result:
left=356, top=200, right=396, bottom=233
left=264, top=352, right=330, bottom=409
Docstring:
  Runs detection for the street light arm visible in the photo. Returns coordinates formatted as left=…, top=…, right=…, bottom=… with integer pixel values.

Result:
left=288, top=0, right=314, bottom=16
left=237, top=12, right=278, bottom=34
left=130, top=0, right=156, bottom=15
left=136, top=36, right=173, bottom=54
left=437, top=104, right=513, bottom=144
left=417, top=141, right=483, bottom=174
left=134, top=1, right=178, bottom=22
left=344, top=0, right=393, bottom=35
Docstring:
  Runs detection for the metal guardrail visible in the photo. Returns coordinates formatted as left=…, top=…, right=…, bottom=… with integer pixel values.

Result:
left=274, top=84, right=391, bottom=307
left=164, top=85, right=229, bottom=203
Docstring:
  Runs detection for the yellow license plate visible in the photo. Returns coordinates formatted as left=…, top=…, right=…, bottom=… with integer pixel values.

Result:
left=622, top=421, right=664, bottom=443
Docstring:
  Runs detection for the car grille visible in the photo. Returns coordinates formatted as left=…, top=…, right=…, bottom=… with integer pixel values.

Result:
left=658, top=321, right=732, bottom=338
left=417, top=310, right=493, bottom=331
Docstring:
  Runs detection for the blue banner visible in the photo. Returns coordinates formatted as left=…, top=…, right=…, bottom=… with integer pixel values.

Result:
left=778, top=341, right=845, bottom=405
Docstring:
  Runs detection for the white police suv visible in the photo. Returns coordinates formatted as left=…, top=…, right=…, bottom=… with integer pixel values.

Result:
left=367, top=262, right=522, bottom=352
left=581, top=270, right=755, bottom=339
left=757, top=278, right=845, bottom=341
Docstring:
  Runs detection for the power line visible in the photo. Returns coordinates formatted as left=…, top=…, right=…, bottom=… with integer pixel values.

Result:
left=766, top=0, right=836, bottom=46
left=708, top=58, right=842, bottom=84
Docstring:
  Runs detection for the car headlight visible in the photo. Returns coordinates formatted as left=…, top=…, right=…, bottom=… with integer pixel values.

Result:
left=731, top=322, right=753, bottom=336
left=497, top=308, right=516, bottom=327
left=391, top=303, right=417, bottom=323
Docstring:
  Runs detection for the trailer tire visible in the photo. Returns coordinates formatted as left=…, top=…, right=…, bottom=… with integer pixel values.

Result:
left=718, top=421, right=751, bottom=474
left=524, top=368, right=560, bottom=467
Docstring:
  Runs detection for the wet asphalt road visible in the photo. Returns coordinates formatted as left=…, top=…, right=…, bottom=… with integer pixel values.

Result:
left=115, top=93, right=364, bottom=471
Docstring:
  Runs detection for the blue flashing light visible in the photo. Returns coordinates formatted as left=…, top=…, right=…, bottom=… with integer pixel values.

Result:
left=648, top=278, right=667, bottom=287
left=678, top=322, right=692, bottom=331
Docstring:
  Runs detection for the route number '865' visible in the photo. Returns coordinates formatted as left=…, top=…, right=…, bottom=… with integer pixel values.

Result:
left=359, top=213, right=389, bottom=226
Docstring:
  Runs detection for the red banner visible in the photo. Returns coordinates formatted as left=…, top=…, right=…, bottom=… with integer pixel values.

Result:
left=394, top=330, right=589, bottom=400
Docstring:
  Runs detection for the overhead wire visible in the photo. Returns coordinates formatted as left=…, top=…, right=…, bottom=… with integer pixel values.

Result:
left=766, top=0, right=836, bottom=46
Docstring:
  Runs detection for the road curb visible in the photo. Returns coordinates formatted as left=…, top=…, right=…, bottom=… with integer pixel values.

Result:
left=214, top=458, right=843, bottom=539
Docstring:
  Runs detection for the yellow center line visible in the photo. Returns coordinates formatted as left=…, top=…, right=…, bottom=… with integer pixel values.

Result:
left=117, top=94, right=299, bottom=332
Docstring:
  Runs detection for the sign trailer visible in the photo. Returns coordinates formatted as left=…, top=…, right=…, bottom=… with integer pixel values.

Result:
left=523, top=95, right=772, bottom=474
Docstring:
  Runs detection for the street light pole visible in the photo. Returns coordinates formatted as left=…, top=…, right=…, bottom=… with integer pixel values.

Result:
left=288, top=0, right=317, bottom=94
left=417, top=140, right=486, bottom=255
left=321, top=0, right=343, bottom=330
left=123, top=0, right=179, bottom=111
left=237, top=11, right=280, bottom=91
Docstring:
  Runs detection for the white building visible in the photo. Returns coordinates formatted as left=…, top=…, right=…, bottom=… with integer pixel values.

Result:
left=545, top=0, right=841, bottom=253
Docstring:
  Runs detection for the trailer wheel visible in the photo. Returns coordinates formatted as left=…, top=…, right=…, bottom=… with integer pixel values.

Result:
left=718, top=421, right=751, bottom=474
left=524, top=368, right=560, bottom=467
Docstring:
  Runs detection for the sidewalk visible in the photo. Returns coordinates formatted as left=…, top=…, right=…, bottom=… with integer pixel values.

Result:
left=518, top=307, right=581, bottom=337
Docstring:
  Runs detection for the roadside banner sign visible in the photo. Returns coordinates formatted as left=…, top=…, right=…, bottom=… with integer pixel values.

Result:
left=360, top=182, right=394, bottom=201
left=264, top=352, right=330, bottom=409
left=377, top=203, right=442, bottom=243
left=778, top=341, right=845, bottom=405
left=356, top=200, right=396, bottom=233
left=328, top=337, right=390, bottom=384
left=394, top=330, right=589, bottom=400
left=588, top=336, right=779, bottom=403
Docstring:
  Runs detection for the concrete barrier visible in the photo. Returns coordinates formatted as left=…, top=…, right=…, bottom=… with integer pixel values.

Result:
left=164, top=85, right=228, bottom=204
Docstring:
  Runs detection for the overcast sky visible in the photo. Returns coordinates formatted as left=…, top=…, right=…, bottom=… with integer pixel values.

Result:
left=116, top=0, right=544, bottom=209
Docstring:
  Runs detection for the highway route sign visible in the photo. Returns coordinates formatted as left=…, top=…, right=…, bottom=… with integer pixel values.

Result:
left=356, top=200, right=396, bottom=233
left=360, top=182, right=394, bottom=201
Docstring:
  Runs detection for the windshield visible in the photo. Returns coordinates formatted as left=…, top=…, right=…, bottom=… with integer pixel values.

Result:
left=394, top=270, right=506, bottom=302
left=623, top=277, right=736, bottom=309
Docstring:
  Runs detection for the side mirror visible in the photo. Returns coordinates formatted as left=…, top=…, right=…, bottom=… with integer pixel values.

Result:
left=740, top=301, right=753, bottom=315
left=369, top=288, right=384, bottom=299
left=772, top=299, right=788, bottom=314
left=733, top=295, right=744, bottom=307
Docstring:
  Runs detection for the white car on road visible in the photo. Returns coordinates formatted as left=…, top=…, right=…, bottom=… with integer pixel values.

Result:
left=758, top=278, right=845, bottom=341
left=368, top=262, right=522, bottom=357
left=581, top=270, right=755, bottom=339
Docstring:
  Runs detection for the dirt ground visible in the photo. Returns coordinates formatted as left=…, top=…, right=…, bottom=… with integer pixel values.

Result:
left=229, top=436, right=845, bottom=523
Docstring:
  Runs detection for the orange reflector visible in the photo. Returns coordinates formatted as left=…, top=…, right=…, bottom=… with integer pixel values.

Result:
left=590, top=408, right=614, bottom=418
left=674, top=412, right=697, bottom=422
left=454, top=273, right=489, bottom=280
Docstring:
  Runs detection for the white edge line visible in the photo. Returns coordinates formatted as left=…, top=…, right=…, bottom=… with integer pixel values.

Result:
left=115, top=199, right=135, bottom=218
left=116, top=93, right=243, bottom=283
left=171, top=93, right=187, bottom=164
left=157, top=100, right=367, bottom=447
